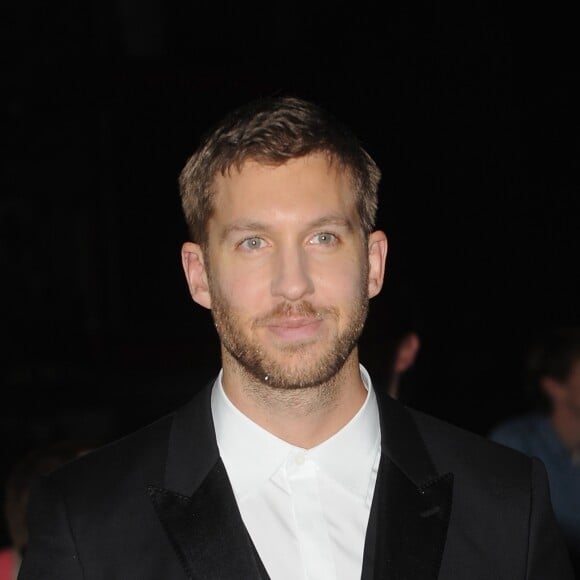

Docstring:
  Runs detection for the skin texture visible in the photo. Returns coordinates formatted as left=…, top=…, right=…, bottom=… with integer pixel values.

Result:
left=182, top=153, right=387, bottom=447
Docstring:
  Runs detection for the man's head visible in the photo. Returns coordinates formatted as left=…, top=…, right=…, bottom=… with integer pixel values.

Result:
left=526, top=326, right=580, bottom=417
left=179, top=97, right=387, bottom=393
left=179, top=96, right=381, bottom=248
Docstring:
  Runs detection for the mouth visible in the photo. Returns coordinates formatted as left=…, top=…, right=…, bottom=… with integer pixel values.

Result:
left=264, top=317, right=323, bottom=341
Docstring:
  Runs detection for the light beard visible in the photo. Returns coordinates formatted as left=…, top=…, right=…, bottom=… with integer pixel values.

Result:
left=208, top=280, right=369, bottom=392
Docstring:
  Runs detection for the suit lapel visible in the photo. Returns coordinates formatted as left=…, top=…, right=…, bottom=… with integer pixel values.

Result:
left=149, top=460, right=269, bottom=579
left=362, top=393, right=454, bottom=580
left=147, top=380, right=452, bottom=579
left=147, top=383, right=269, bottom=579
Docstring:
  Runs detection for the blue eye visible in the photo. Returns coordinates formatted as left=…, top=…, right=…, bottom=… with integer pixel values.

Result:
left=240, top=237, right=265, bottom=250
left=311, top=233, right=337, bottom=245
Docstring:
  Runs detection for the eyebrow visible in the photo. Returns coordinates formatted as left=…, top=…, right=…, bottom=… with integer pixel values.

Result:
left=219, top=215, right=355, bottom=243
left=307, top=215, right=355, bottom=231
left=219, top=222, right=268, bottom=243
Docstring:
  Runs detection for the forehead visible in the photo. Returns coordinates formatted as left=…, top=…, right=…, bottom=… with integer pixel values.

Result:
left=210, top=153, right=358, bottom=221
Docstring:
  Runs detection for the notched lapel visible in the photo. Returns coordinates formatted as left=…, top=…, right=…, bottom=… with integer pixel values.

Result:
left=148, top=460, right=269, bottom=580
left=366, top=457, right=453, bottom=580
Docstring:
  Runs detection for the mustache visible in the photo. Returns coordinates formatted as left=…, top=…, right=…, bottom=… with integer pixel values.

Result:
left=255, top=301, right=336, bottom=325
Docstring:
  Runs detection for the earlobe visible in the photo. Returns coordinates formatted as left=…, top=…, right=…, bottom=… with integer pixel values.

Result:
left=181, top=242, right=212, bottom=309
left=367, top=230, right=388, bottom=298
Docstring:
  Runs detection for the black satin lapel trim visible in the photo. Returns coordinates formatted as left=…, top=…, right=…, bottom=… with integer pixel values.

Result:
left=362, top=456, right=453, bottom=580
left=149, top=460, right=270, bottom=580
left=376, top=391, right=440, bottom=484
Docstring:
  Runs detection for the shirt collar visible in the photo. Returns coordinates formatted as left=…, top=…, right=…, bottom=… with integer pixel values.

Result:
left=211, top=365, right=381, bottom=501
left=308, top=365, right=381, bottom=498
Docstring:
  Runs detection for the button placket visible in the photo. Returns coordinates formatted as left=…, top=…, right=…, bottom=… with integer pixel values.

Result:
left=287, top=455, right=337, bottom=580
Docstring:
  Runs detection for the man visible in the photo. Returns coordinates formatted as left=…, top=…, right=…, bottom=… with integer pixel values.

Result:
left=19, top=96, right=573, bottom=579
left=489, top=326, right=580, bottom=575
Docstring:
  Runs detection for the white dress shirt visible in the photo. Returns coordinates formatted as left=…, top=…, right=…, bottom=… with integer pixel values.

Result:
left=211, top=365, right=381, bottom=580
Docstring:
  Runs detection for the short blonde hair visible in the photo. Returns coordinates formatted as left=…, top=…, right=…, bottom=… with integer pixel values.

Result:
left=179, top=96, right=381, bottom=246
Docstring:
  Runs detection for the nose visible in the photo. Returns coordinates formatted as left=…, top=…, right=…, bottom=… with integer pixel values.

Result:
left=271, top=245, right=314, bottom=301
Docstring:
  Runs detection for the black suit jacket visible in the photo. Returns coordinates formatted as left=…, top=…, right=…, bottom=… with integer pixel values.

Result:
left=19, top=381, right=574, bottom=579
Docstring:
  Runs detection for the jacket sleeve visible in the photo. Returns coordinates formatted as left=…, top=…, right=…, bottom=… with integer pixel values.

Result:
left=526, top=457, right=574, bottom=580
left=17, top=476, right=84, bottom=580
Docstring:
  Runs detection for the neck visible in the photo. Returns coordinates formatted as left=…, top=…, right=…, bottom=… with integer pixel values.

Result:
left=221, top=349, right=367, bottom=448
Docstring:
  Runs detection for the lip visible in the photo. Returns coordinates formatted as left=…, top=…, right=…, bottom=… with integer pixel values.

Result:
left=265, top=317, right=322, bottom=341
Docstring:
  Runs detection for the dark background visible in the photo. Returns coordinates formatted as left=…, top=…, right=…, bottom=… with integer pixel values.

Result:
left=1, top=0, right=579, bottom=545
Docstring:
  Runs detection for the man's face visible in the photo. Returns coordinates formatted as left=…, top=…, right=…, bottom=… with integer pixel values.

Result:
left=185, top=153, right=386, bottom=389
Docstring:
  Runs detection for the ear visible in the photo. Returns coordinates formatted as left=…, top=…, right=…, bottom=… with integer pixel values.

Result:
left=367, top=230, right=388, bottom=298
left=181, top=242, right=212, bottom=310
left=394, top=332, right=421, bottom=373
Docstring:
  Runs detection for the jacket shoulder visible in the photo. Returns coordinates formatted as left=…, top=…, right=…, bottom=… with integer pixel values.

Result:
left=407, top=407, right=534, bottom=482
left=46, top=410, right=175, bottom=498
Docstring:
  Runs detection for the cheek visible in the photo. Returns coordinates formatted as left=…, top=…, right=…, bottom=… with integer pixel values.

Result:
left=214, top=266, right=270, bottom=312
left=315, top=261, right=366, bottom=304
